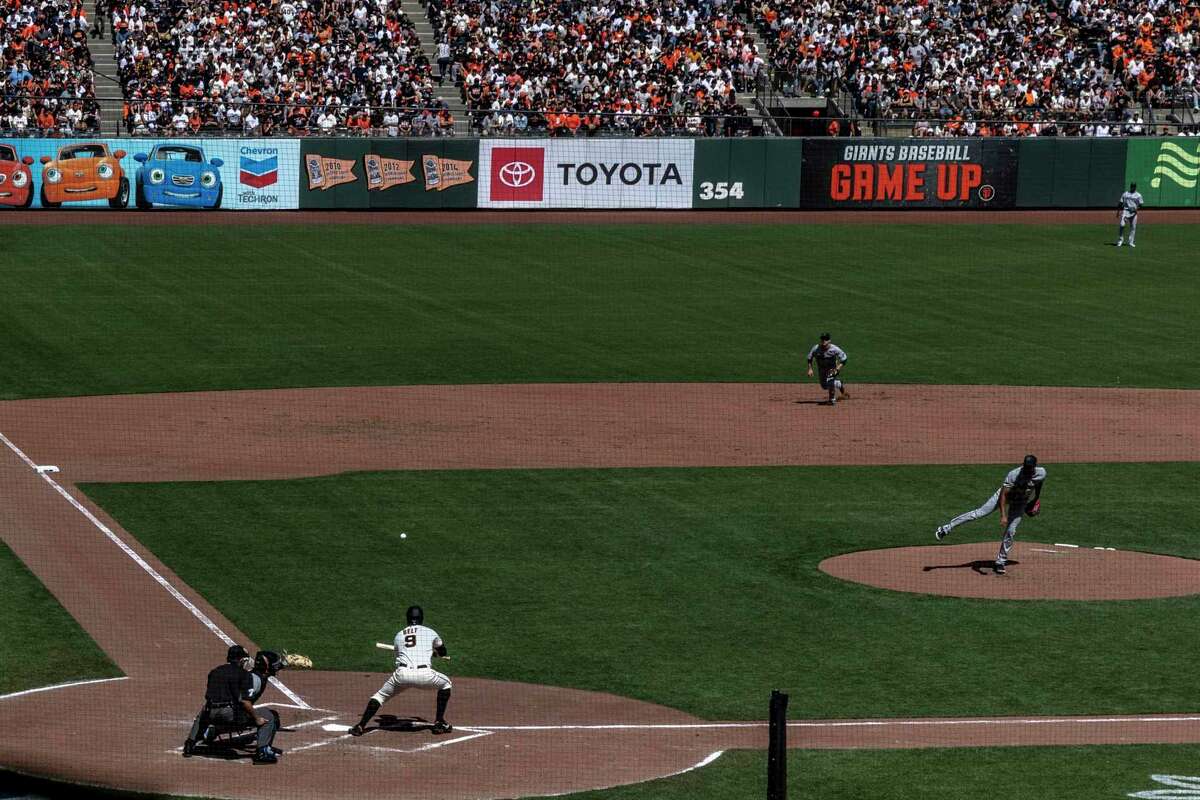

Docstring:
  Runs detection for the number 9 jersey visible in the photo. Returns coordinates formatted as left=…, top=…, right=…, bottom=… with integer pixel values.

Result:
left=394, top=625, right=444, bottom=669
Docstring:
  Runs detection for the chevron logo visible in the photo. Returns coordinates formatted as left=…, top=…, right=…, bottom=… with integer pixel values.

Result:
left=240, top=155, right=278, bottom=188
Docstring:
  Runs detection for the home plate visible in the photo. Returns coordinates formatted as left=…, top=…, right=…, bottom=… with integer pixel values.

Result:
left=323, top=723, right=352, bottom=732
left=35, top=465, right=59, bottom=473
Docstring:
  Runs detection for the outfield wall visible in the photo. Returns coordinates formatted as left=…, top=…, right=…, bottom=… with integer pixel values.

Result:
left=1, top=136, right=1196, bottom=210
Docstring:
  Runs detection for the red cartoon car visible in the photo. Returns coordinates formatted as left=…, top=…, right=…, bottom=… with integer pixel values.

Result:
left=0, top=144, right=35, bottom=208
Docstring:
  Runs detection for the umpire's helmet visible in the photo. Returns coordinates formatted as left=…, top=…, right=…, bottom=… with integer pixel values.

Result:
left=406, top=605, right=424, bottom=625
left=227, top=644, right=249, bottom=664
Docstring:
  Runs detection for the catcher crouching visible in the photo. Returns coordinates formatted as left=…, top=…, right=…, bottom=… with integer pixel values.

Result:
left=183, top=646, right=312, bottom=764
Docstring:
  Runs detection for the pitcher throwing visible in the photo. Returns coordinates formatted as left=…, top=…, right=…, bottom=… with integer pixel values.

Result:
left=350, top=605, right=453, bottom=736
left=934, top=455, right=1046, bottom=575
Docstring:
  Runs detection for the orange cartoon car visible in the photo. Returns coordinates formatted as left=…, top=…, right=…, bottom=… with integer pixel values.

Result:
left=0, top=144, right=35, bottom=208
left=40, top=143, right=129, bottom=208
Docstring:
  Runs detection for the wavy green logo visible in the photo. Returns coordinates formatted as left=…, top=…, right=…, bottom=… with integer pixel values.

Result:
left=1150, top=141, right=1200, bottom=189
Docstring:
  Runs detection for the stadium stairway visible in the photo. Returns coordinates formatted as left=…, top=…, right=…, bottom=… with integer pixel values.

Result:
left=88, top=32, right=123, bottom=136
left=399, top=0, right=471, bottom=135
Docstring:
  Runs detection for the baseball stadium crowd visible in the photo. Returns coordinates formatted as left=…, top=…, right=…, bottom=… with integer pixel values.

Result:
left=1, top=0, right=100, bottom=133
left=111, top=0, right=455, bottom=135
left=753, top=0, right=1200, bottom=134
left=423, top=0, right=762, bottom=135
left=4, top=0, right=1200, bottom=137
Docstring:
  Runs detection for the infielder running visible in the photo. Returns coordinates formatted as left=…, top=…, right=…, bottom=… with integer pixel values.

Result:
left=350, top=605, right=453, bottom=736
left=806, top=332, right=848, bottom=405
left=934, top=455, right=1046, bottom=575
left=1116, top=182, right=1144, bottom=247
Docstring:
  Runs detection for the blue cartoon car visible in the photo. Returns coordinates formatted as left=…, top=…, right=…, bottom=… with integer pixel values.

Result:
left=133, top=144, right=223, bottom=209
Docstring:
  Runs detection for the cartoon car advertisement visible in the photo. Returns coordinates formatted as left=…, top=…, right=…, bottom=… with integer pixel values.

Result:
left=0, top=144, right=35, bottom=208
left=39, top=142, right=129, bottom=208
left=0, top=138, right=298, bottom=209
left=134, top=144, right=223, bottom=209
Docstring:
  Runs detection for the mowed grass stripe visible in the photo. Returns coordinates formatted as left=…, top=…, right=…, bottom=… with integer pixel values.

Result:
left=80, top=462, right=1200, bottom=721
left=1, top=223, right=1197, bottom=399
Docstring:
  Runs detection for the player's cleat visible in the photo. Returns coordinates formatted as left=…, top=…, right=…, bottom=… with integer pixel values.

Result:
left=1130, top=243, right=1136, bottom=248
left=935, top=526, right=948, bottom=541
left=268, top=746, right=284, bottom=757
left=348, top=724, right=365, bottom=737
left=1116, top=240, right=1124, bottom=246
left=431, top=720, right=453, bottom=735
left=182, top=739, right=196, bottom=757
left=252, top=747, right=278, bottom=765
left=994, top=562, right=1007, bottom=575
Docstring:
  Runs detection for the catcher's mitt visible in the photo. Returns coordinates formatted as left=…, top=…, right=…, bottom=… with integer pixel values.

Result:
left=282, top=651, right=314, bottom=669
left=1025, top=500, right=1041, bottom=517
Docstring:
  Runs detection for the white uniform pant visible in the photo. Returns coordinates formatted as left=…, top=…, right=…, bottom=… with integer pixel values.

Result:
left=1118, top=211, right=1138, bottom=244
left=943, top=488, right=1025, bottom=565
left=371, top=667, right=452, bottom=705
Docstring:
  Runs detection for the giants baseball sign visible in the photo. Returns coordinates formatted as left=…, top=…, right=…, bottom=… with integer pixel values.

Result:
left=480, top=140, right=694, bottom=208
left=801, top=139, right=1017, bottom=209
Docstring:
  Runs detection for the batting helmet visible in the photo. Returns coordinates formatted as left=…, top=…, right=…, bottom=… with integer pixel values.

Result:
left=406, top=605, right=424, bottom=625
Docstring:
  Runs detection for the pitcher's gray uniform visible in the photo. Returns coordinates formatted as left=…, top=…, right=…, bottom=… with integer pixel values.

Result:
left=934, top=455, right=1046, bottom=574
left=1116, top=183, right=1144, bottom=247
left=806, top=333, right=849, bottom=405
left=350, top=605, right=453, bottom=736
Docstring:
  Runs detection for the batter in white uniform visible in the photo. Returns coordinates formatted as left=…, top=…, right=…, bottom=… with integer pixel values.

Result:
left=349, top=605, right=453, bottom=735
left=1116, top=182, right=1144, bottom=247
left=934, top=455, right=1046, bottom=575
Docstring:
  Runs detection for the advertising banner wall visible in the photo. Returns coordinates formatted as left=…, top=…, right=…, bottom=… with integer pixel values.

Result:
left=479, top=139, right=694, bottom=209
left=692, top=139, right=803, bottom=208
left=799, top=139, right=1018, bottom=209
left=299, top=138, right=479, bottom=209
left=0, top=138, right=298, bottom=210
left=1124, top=138, right=1200, bottom=207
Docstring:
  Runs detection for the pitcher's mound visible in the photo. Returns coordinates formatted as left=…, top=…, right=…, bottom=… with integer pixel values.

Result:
left=819, top=542, right=1200, bottom=600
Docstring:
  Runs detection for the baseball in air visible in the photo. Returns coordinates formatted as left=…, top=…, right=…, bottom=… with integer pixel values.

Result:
left=400, top=533, right=408, bottom=540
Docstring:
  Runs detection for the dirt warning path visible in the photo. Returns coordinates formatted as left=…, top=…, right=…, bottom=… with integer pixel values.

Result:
left=0, top=381, right=1198, bottom=799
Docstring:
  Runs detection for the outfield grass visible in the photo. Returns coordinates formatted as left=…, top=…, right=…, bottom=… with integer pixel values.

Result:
left=1, top=223, right=1197, bottom=399
left=0, top=540, right=121, bottom=696
left=568, top=744, right=1200, bottom=800
left=79, top=461, right=1200, bottom=721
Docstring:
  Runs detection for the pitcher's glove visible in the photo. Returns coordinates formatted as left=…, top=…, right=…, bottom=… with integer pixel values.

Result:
left=282, top=651, right=314, bottom=669
left=1025, top=500, right=1041, bottom=517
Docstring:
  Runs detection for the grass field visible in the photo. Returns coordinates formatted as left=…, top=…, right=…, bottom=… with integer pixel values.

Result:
left=0, top=540, right=121, bottom=695
left=80, top=461, right=1200, bottom=721
left=3, top=221, right=1198, bottom=799
left=1, top=223, right=1198, bottom=400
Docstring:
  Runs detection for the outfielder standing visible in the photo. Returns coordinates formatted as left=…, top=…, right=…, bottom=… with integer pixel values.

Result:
left=806, top=332, right=848, bottom=405
left=934, top=455, right=1046, bottom=575
left=350, top=605, right=453, bottom=736
left=1116, top=182, right=1144, bottom=247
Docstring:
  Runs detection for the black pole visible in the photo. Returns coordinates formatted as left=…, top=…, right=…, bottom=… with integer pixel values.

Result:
left=768, top=690, right=789, bottom=800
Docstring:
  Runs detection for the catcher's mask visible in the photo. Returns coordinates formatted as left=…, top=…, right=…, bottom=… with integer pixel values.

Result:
left=255, top=651, right=284, bottom=676
left=406, top=605, right=424, bottom=626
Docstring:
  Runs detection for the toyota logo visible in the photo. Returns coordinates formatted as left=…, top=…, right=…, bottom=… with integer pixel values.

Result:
left=498, top=161, right=536, bottom=188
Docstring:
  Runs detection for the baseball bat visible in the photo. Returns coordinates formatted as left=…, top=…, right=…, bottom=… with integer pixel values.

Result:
left=374, top=642, right=452, bottom=660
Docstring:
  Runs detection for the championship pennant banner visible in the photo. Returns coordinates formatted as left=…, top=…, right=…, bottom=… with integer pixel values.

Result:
left=298, top=139, right=478, bottom=209
left=800, top=139, right=1018, bottom=209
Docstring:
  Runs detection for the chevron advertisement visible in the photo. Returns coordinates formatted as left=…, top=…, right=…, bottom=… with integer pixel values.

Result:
left=0, top=138, right=298, bottom=210
left=1125, top=138, right=1200, bottom=207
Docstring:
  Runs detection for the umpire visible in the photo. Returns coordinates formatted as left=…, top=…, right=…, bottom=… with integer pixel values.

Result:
left=183, top=645, right=281, bottom=764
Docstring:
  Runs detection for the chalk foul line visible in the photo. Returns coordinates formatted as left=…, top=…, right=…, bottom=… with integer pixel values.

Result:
left=0, top=676, right=129, bottom=703
left=0, top=431, right=310, bottom=710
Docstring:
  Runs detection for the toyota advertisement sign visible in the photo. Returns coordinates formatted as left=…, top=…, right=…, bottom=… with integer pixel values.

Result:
left=480, top=140, right=694, bottom=209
